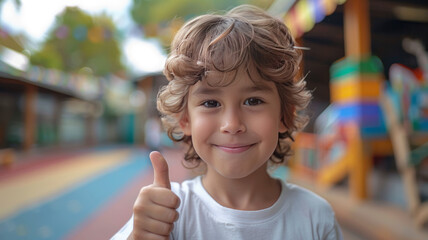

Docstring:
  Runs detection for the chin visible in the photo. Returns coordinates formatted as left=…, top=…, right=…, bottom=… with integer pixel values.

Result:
left=218, top=168, right=255, bottom=180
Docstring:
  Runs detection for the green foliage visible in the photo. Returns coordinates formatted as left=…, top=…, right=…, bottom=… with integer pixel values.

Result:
left=129, top=0, right=274, bottom=46
left=131, top=0, right=243, bottom=25
left=29, top=45, right=63, bottom=69
left=29, top=7, right=125, bottom=76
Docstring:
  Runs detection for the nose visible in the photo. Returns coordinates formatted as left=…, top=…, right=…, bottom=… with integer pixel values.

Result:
left=220, top=109, right=246, bottom=134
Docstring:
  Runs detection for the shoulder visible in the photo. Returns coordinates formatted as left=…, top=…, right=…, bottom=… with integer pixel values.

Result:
left=284, top=182, right=333, bottom=208
left=280, top=182, right=343, bottom=239
left=282, top=181, right=336, bottom=222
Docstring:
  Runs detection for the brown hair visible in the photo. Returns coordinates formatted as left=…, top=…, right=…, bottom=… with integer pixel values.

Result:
left=157, top=4, right=311, bottom=167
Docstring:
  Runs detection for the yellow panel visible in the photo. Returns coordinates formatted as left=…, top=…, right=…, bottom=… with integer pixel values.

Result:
left=331, top=78, right=382, bottom=102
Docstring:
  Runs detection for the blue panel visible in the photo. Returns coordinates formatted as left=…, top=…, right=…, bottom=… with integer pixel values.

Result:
left=335, top=102, right=385, bottom=127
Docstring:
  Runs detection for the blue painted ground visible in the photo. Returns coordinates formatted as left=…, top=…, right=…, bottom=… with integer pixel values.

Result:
left=0, top=148, right=150, bottom=240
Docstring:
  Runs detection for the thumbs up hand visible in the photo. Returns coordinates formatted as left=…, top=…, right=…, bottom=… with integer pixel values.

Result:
left=151, top=151, right=172, bottom=189
left=130, top=151, right=180, bottom=240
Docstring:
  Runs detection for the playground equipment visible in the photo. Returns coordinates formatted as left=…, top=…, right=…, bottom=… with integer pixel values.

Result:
left=284, top=0, right=428, bottom=228
left=380, top=38, right=428, bottom=227
left=316, top=56, right=388, bottom=190
left=292, top=38, right=428, bottom=227
left=293, top=56, right=389, bottom=193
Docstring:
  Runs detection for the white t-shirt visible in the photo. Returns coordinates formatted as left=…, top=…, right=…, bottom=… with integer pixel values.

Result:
left=112, top=176, right=343, bottom=240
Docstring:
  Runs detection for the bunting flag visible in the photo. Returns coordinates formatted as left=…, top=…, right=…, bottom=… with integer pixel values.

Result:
left=0, top=56, right=103, bottom=101
left=73, top=26, right=88, bottom=41
left=56, top=25, right=69, bottom=39
left=88, top=26, right=104, bottom=43
left=54, top=24, right=116, bottom=43
left=284, top=0, right=347, bottom=38
left=0, top=28, right=9, bottom=38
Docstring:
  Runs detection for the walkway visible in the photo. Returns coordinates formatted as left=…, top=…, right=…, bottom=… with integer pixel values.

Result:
left=0, top=146, right=190, bottom=240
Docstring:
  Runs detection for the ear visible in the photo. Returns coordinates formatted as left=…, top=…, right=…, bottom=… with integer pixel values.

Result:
left=279, top=117, right=287, bottom=133
left=279, top=106, right=295, bottom=133
left=179, top=112, right=191, bottom=136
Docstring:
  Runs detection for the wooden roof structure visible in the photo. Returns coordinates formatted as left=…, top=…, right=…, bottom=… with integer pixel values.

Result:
left=300, top=0, right=428, bottom=103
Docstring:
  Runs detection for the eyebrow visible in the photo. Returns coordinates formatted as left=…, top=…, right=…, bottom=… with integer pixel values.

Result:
left=192, top=83, right=275, bottom=96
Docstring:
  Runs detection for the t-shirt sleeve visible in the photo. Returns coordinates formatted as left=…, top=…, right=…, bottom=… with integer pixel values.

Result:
left=324, top=218, right=344, bottom=240
left=110, top=216, right=133, bottom=240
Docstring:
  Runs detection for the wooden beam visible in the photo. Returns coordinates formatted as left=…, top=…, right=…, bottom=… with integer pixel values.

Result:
left=344, top=0, right=371, bottom=57
left=343, top=0, right=372, bottom=200
left=85, top=113, right=96, bottom=147
left=23, top=85, right=37, bottom=151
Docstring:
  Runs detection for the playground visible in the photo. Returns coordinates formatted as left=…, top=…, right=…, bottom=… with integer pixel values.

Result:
left=1, top=0, right=428, bottom=239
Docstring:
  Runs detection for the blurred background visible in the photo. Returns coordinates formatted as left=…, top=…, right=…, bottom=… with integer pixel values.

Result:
left=0, top=0, right=428, bottom=239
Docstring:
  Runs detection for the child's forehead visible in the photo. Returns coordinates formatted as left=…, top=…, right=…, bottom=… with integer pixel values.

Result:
left=202, top=65, right=269, bottom=87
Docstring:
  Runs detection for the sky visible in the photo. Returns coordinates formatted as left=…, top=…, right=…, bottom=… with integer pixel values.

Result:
left=0, top=0, right=167, bottom=75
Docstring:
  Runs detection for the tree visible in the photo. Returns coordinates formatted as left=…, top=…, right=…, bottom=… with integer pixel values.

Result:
left=129, top=0, right=273, bottom=46
left=131, top=0, right=272, bottom=25
left=30, top=7, right=125, bottom=76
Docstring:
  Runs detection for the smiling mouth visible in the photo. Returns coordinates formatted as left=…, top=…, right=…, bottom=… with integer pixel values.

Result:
left=214, top=144, right=255, bottom=154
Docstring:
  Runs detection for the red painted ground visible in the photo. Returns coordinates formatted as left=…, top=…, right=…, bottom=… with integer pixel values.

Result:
left=64, top=147, right=192, bottom=240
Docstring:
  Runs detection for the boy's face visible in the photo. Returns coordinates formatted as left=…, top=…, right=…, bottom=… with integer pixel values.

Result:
left=180, top=68, right=287, bottom=179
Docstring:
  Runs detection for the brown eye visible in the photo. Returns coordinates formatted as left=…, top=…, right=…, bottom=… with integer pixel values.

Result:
left=203, top=100, right=220, bottom=108
left=244, top=98, right=263, bottom=106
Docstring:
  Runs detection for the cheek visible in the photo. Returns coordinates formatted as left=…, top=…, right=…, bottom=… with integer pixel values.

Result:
left=260, top=120, right=280, bottom=141
left=190, top=115, right=214, bottom=140
left=252, top=110, right=282, bottom=132
left=251, top=113, right=281, bottom=146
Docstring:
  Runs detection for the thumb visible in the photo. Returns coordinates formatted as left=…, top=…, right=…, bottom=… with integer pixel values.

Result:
left=150, top=151, right=171, bottom=189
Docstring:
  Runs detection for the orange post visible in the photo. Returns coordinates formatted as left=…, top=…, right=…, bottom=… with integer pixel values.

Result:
left=344, top=0, right=371, bottom=57
left=343, top=0, right=372, bottom=200
left=348, top=123, right=371, bottom=200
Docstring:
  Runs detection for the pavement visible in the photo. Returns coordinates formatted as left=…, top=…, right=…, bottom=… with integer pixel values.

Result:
left=0, top=145, right=190, bottom=240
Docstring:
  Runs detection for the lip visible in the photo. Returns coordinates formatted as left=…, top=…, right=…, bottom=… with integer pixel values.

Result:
left=214, top=144, right=255, bottom=154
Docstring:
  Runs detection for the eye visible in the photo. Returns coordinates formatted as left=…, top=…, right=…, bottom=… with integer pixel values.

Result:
left=202, top=100, right=220, bottom=108
left=244, top=98, right=264, bottom=106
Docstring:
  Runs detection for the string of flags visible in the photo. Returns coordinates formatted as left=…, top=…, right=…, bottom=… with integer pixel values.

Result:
left=138, top=0, right=348, bottom=40
left=0, top=59, right=103, bottom=101
left=54, top=25, right=118, bottom=42
left=284, top=0, right=347, bottom=37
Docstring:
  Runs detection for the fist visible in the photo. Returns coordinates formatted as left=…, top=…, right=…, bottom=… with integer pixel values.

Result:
left=130, top=151, right=180, bottom=240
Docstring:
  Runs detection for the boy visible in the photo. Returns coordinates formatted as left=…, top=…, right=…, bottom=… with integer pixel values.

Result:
left=113, top=4, right=343, bottom=240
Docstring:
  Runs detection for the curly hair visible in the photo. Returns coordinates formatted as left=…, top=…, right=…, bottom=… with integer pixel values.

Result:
left=157, top=4, right=311, bottom=167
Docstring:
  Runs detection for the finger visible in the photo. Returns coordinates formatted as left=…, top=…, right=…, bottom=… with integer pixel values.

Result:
left=132, top=229, right=170, bottom=240
left=150, top=151, right=171, bottom=189
left=136, top=187, right=180, bottom=210
left=145, top=204, right=179, bottom=223
left=150, top=188, right=181, bottom=209
left=134, top=216, right=174, bottom=237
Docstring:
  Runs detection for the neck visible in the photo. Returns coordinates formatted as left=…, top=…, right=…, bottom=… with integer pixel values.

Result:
left=202, top=164, right=281, bottom=210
